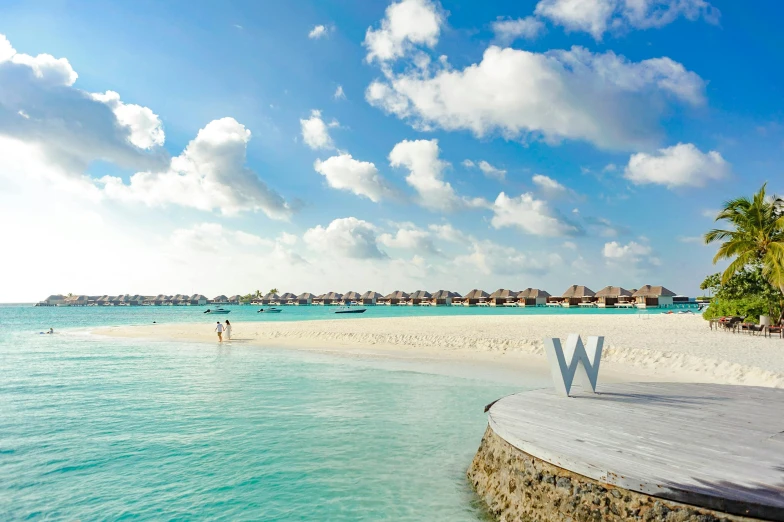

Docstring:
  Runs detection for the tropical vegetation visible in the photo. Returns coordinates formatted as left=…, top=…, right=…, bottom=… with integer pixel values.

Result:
left=703, top=184, right=784, bottom=323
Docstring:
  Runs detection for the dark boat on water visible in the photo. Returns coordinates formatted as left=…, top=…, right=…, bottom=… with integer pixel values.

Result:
left=334, top=307, right=366, bottom=314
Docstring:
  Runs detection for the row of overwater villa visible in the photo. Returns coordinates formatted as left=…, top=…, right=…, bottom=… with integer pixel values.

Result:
left=36, top=285, right=687, bottom=309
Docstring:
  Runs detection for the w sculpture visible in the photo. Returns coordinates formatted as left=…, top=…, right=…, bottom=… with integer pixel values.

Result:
left=543, top=334, right=604, bottom=397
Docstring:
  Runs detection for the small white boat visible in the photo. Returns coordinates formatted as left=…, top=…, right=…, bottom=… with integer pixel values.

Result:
left=258, top=307, right=282, bottom=313
left=335, top=307, right=367, bottom=314
left=204, top=308, right=231, bottom=314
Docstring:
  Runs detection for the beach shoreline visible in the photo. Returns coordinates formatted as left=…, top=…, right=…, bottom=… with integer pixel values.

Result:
left=92, top=314, right=784, bottom=388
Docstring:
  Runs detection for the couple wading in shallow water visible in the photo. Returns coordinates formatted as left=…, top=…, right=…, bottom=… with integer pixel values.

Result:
left=215, top=320, right=231, bottom=342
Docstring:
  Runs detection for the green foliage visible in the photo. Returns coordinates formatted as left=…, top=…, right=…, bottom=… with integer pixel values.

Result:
left=701, top=267, right=783, bottom=322
left=704, top=183, right=784, bottom=322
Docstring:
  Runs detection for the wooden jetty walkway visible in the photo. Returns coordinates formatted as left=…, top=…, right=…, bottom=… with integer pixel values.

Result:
left=473, top=383, right=784, bottom=521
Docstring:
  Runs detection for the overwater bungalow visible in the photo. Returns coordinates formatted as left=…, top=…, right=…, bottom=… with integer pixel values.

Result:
left=261, top=292, right=279, bottom=305
left=228, top=295, right=242, bottom=305
left=379, top=291, right=409, bottom=305
left=189, top=294, right=208, bottom=306
left=359, top=291, right=383, bottom=305
left=340, top=291, right=361, bottom=305
left=312, top=293, right=327, bottom=305
left=39, top=294, right=65, bottom=306
left=62, top=295, right=89, bottom=307
left=94, top=295, right=111, bottom=306
left=279, top=293, right=297, bottom=305
left=211, top=295, right=229, bottom=305
left=430, top=290, right=461, bottom=306
left=488, top=289, right=518, bottom=307
left=407, top=290, right=432, bottom=305
left=322, top=292, right=344, bottom=305
left=633, top=285, right=676, bottom=308
left=594, top=286, right=633, bottom=308
left=295, top=292, right=315, bottom=305
left=561, top=285, right=596, bottom=307
left=462, top=289, right=489, bottom=306
left=517, top=288, right=550, bottom=307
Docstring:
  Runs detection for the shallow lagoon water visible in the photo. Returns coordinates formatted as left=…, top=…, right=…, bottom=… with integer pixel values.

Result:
left=0, top=306, right=538, bottom=520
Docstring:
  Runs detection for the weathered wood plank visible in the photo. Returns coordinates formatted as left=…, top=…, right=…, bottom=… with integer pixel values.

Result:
left=487, top=383, right=784, bottom=520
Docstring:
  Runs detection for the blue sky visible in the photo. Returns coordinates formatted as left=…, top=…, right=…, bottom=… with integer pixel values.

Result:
left=1, top=0, right=782, bottom=301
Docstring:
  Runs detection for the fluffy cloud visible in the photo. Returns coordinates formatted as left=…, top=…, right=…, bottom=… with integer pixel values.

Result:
left=303, top=217, right=387, bottom=259
left=308, top=25, right=328, bottom=39
left=603, top=239, right=660, bottom=265
left=428, top=223, right=472, bottom=243
left=455, top=240, right=563, bottom=276
left=492, top=17, right=545, bottom=43
left=388, top=139, right=488, bottom=212
left=334, top=85, right=346, bottom=100
left=314, top=153, right=397, bottom=202
left=463, top=159, right=506, bottom=180
left=300, top=110, right=337, bottom=150
left=0, top=33, right=168, bottom=172
left=379, top=224, right=440, bottom=255
left=624, top=143, right=729, bottom=188
left=532, top=174, right=569, bottom=197
left=491, top=192, right=583, bottom=236
left=99, top=118, right=292, bottom=218
left=535, top=0, right=719, bottom=40
left=363, top=0, right=443, bottom=63
left=91, top=91, right=164, bottom=150
left=367, top=45, right=704, bottom=150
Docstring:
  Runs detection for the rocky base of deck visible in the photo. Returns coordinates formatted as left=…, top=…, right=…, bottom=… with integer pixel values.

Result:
left=468, top=426, right=758, bottom=522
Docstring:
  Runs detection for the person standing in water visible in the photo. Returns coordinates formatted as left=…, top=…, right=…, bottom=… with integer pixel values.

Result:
left=224, top=320, right=232, bottom=341
left=215, top=321, right=224, bottom=342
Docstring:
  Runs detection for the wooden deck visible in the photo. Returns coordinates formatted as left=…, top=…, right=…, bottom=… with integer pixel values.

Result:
left=487, top=383, right=784, bottom=521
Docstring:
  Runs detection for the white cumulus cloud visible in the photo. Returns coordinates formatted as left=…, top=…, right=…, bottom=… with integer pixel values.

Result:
left=99, top=117, right=292, bottom=218
left=363, top=0, right=443, bottom=63
left=532, top=174, right=569, bottom=197
left=334, top=85, right=346, bottom=100
left=308, top=25, right=329, bottom=39
left=366, top=45, right=704, bottom=150
left=314, top=153, right=397, bottom=202
left=478, top=160, right=507, bottom=180
left=624, top=143, right=729, bottom=188
left=379, top=224, right=440, bottom=255
left=603, top=239, right=660, bottom=265
left=492, top=16, right=545, bottom=43
left=491, top=192, right=583, bottom=236
left=303, top=217, right=387, bottom=259
left=0, top=33, right=168, bottom=172
left=91, top=91, right=165, bottom=150
left=300, top=109, right=336, bottom=150
left=388, top=139, right=488, bottom=212
left=535, top=0, right=719, bottom=40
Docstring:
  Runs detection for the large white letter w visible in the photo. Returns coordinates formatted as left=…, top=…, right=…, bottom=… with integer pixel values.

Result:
left=543, top=334, right=604, bottom=397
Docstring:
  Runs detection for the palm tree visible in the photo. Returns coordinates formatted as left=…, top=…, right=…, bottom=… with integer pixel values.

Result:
left=705, top=183, right=784, bottom=297
left=269, top=288, right=279, bottom=295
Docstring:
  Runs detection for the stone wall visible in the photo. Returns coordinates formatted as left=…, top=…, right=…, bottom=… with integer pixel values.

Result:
left=467, top=426, right=758, bottom=522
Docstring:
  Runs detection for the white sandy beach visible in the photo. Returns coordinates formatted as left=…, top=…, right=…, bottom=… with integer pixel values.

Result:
left=94, top=314, right=784, bottom=388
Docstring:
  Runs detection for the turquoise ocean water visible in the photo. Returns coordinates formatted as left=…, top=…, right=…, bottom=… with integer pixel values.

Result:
left=0, top=303, right=695, bottom=520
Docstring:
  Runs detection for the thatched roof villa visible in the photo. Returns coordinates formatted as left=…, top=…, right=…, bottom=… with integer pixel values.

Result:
left=633, top=285, right=676, bottom=308
left=561, top=285, right=596, bottom=307
left=380, top=291, right=409, bottom=305
left=408, top=290, right=432, bottom=305
left=430, top=290, right=461, bottom=306
left=517, top=288, right=550, bottom=307
left=279, top=293, right=297, bottom=304
left=488, top=289, right=518, bottom=306
left=295, top=292, right=315, bottom=305
left=261, top=292, right=280, bottom=305
left=359, top=291, right=383, bottom=305
left=594, top=286, right=633, bottom=308
left=341, top=291, right=361, bottom=305
left=462, top=289, right=489, bottom=306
